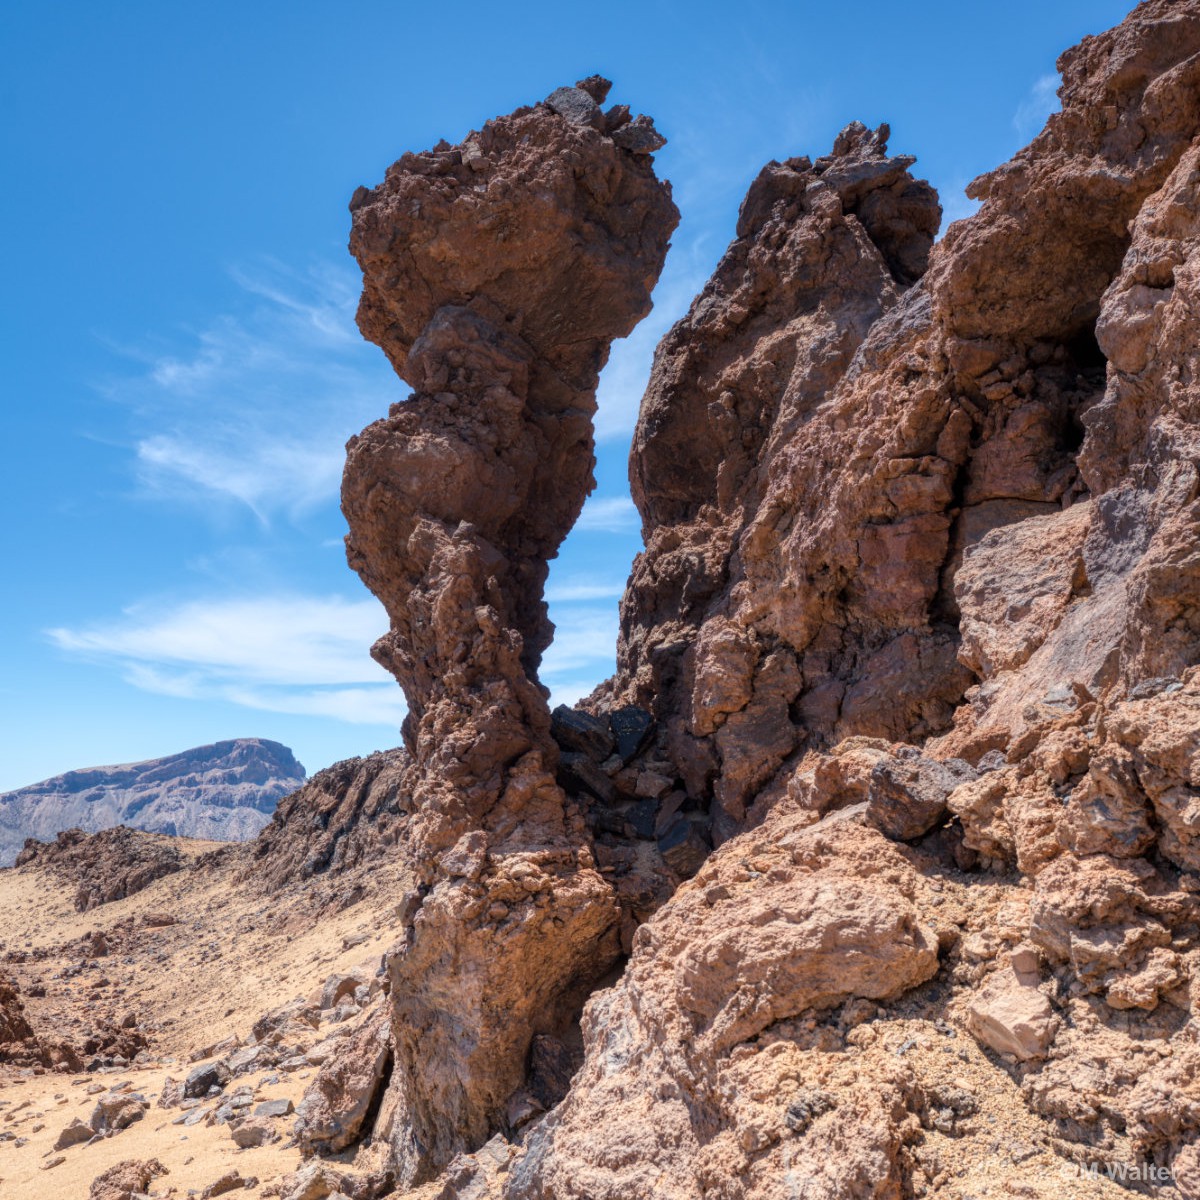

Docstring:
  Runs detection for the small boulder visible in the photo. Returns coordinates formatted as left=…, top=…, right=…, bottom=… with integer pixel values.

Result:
left=556, top=752, right=615, bottom=803
left=550, top=705, right=615, bottom=760
left=544, top=86, right=604, bottom=131
left=294, top=1009, right=391, bottom=1154
left=88, top=1158, right=168, bottom=1200
left=202, top=1171, right=247, bottom=1198
left=867, top=750, right=977, bottom=840
left=53, top=1118, right=93, bottom=1150
left=255, top=1097, right=295, bottom=1119
left=251, top=998, right=320, bottom=1045
left=184, top=1060, right=230, bottom=1099
left=574, top=74, right=612, bottom=104
left=156, top=1075, right=183, bottom=1108
left=612, top=114, right=667, bottom=155
left=319, top=973, right=365, bottom=1010
left=657, top=818, right=711, bottom=878
left=225, top=1043, right=277, bottom=1077
left=610, top=706, right=654, bottom=761
left=967, top=969, right=1059, bottom=1061
left=230, top=1117, right=279, bottom=1148
left=90, top=1093, right=148, bottom=1133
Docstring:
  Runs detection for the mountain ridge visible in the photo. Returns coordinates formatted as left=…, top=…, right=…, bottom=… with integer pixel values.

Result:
left=0, top=738, right=306, bottom=866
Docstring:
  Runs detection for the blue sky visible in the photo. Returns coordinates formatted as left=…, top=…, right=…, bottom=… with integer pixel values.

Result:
left=0, top=0, right=1131, bottom=791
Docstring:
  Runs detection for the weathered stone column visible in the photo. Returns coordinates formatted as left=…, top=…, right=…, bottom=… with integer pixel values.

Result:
left=340, top=77, right=678, bottom=1182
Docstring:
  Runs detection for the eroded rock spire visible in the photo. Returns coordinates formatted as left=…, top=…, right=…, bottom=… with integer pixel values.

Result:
left=340, top=77, right=677, bottom=1181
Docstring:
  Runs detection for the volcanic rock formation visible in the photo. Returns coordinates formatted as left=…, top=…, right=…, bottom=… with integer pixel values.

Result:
left=501, top=1, right=1200, bottom=1194
left=268, top=3, right=1200, bottom=1195
left=604, top=0, right=1200, bottom=857
left=0, top=739, right=305, bottom=866
left=15, top=826, right=184, bottom=912
left=248, top=750, right=409, bottom=899
left=339, top=76, right=678, bottom=1183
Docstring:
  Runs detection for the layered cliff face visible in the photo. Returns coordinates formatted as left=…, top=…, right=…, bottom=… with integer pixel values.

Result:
left=0, top=739, right=306, bottom=867
left=339, top=78, right=678, bottom=1184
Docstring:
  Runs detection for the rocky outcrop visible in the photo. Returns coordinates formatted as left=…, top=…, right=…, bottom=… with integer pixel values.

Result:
left=606, top=119, right=952, bottom=844
left=508, top=806, right=944, bottom=1200
left=286, top=3, right=1200, bottom=1195
left=0, top=739, right=305, bottom=865
left=248, top=750, right=407, bottom=895
left=16, top=826, right=184, bottom=911
left=606, top=0, right=1200, bottom=856
left=339, top=77, right=677, bottom=1183
left=294, top=1006, right=392, bottom=1154
left=0, top=971, right=36, bottom=1060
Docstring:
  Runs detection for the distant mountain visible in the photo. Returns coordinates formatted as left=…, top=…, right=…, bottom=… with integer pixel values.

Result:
left=0, top=739, right=306, bottom=866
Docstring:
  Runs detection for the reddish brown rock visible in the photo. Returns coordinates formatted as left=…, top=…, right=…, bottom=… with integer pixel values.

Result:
left=295, top=4, right=1200, bottom=1196
left=340, top=78, right=677, bottom=1183
left=965, top=967, right=1058, bottom=1062
left=88, top=1159, right=168, bottom=1200
left=0, top=971, right=34, bottom=1048
left=609, top=119, right=957, bottom=838
left=505, top=806, right=941, bottom=1200
left=15, top=825, right=183, bottom=912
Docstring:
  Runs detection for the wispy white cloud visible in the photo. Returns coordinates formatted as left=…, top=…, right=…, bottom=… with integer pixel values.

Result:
left=545, top=576, right=626, bottom=603
left=103, top=259, right=397, bottom=522
left=48, top=587, right=625, bottom=723
left=542, top=603, right=620, bottom=707
left=1013, top=73, right=1061, bottom=143
left=575, top=496, right=640, bottom=534
left=48, top=594, right=406, bottom=728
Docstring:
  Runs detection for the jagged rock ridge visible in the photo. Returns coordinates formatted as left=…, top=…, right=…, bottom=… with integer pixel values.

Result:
left=0, top=739, right=306, bottom=866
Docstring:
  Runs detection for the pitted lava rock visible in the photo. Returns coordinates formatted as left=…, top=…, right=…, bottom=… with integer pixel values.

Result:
left=339, top=77, right=677, bottom=1183
left=276, top=4, right=1200, bottom=1197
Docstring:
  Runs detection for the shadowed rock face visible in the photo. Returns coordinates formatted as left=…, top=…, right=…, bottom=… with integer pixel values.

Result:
left=339, top=77, right=677, bottom=1183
